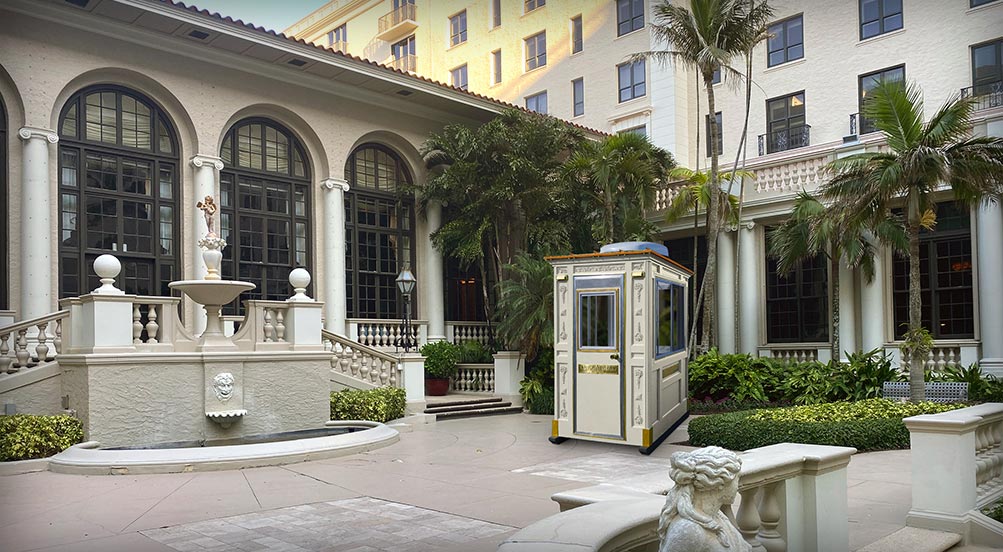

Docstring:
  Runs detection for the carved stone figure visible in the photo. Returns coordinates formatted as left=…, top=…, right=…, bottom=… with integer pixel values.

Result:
left=197, top=195, right=218, bottom=236
left=212, top=372, right=235, bottom=402
left=658, top=446, right=750, bottom=552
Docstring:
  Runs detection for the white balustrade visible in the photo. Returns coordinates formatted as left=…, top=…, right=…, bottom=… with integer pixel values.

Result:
left=348, top=318, right=427, bottom=351
left=753, top=153, right=828, bottom=194
left=232, top=301, right=291, bottom=348
left=449, top=321, right=492, bottom=345
left=926, top=345, right=962, bottom=372
left=452, top=364, right=495, bottom=394
left=653, top=180, right=686, bottom=212
left=761, top=346, right=819, bottom=363
left=324, top=329, right=401, bottom=388
left=0, top=311, right=68, bottom=374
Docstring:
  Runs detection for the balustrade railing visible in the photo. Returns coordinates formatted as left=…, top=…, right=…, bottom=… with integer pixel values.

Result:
left=378, top=3, right=416, bottom=34
left=452, top=364, right=494, bottom=393
left=323, top=329, right=401, bottom=388
left=390, top=54, right=417, bottom=73
left=449, top=321, right=492, bottom=345
left=758, top=124, right=811, bottom=156
left=759, top=345, right=820, bottom=363
left=349, top=318, right=425, bottom=350
left=961, top=81, right=1003, bottom=112
left=653, top=180, right=686, bottom=212
left=231, top=301, right=291, bottom=347
left=0, top=311, right=68, bottom=374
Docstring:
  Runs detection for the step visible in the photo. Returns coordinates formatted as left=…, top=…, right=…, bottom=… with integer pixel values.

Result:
left=424, top=401, right=513, bottom=414
left=858, top=527, right=962, bottom=552
left=425, top=396, right=504, bottom=409
left=433, top=406, right=524, bottom=420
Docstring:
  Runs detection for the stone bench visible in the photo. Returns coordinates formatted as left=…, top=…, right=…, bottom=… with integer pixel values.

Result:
left=882, top=381, right=968, bottom=403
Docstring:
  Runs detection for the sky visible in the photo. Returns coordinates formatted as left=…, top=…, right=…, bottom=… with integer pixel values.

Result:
left=186, top=0, right=330, bottom=32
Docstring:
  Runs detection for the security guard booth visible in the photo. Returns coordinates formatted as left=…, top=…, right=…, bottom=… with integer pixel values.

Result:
left=546, top=242, right=691, bottom=454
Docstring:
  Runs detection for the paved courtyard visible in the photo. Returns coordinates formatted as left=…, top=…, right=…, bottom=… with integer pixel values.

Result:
left=0, top=413, right=912, bottom=551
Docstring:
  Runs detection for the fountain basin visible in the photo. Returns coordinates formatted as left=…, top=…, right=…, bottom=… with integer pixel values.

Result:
left=168, top=279, right=255, bottom=306
left=47, top=421, right=399, bottom=475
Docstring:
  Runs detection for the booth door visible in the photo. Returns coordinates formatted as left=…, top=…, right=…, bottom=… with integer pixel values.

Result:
left=574, top=277, right=624, bottom=440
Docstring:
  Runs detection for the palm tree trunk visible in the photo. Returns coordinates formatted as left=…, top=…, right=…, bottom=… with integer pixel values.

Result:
left=731, top=49, right=754, bottom=348
left=908, top=225, right=924, bottom=402
left=702, top=73, right=721, bottom=351
left=692, top=203, right=699, bottom=347
left=831, top=251, right=841, bottom=362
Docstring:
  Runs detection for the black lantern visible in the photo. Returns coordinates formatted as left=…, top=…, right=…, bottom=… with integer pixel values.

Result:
left=395, top=267, right=417, bottom=352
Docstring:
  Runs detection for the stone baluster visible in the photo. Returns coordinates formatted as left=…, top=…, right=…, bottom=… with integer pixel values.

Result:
left=263, top=309, right=275, bottom=342
left=389, top=362, right=398, bottom=387
left=35, top=322, right=51, bottom=362
left=350, top=349, right=360, bottom=377
left=146, top=305, right=159, bottom=344
left=15, top=329, right=29, bottom=370
left=54, top=319, right=62, bottom=354
left=0, top=332, right=10, bottom=373
left=275, top=310, right=286, bottom=342
left=991, top=420, right=1003, bottom=493
left=737, top=487, right=766, bottom=552
left=977, top=424, right=992, bottom=494
left=341, top=346, right=352, bottom=374
left=133, top=304, right=144, bottom=344
left=757, top=482, right=786, bottom=552
left=360, top=354, right=371, bottom=382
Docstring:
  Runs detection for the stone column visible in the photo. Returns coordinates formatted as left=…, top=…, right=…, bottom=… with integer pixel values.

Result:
left=716, top=227, right=736, bottom=353
left=837, top=261, right=858, bottom=361
left=737, top=221, right=759, bottom=355
left=321, top=177, right=350, bottom=336
left=189, top=155, right=224, bottom=335
left=18, top=127, right=58, bottom=320
left=860, top=245, right=887, bottom=353
left=423, top=200, right=446, bottom=342
left=977, top=201, right=1003, bottom=376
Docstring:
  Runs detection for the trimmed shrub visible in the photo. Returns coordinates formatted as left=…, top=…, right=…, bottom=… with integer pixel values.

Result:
left=330, top=387, right=406, bottom=423
left=0, top=414, right=84, bottom=462
left=688, top=398, right=964, bottom=452
left=419, top=340, right=460, bottom=379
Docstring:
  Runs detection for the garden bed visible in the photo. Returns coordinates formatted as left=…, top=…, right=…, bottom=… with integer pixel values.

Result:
left=330, top=387, right=406, bottom=423
left=1, top=414, right=84, bottom=462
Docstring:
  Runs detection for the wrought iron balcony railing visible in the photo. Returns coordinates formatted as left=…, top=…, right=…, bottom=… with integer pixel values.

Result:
left=758, top=124, right=811, bottom=156
left=378, top=3, right=417, bottom=35
left=849, top=112, right=880, bottom=136
left=961, top=81, right=1003, bottom=111
left=390, top=54, right=417, bottom=73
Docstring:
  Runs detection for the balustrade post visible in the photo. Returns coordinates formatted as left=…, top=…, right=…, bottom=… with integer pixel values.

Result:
left=35, top=322, right=51, bottom=362
left=145, top=306, right=159, bottom=344
left=0, top=332, right=11, bottom=373
left=737, top=487, right=765, bottom=551
left=757, top=482, right=786, bottom=552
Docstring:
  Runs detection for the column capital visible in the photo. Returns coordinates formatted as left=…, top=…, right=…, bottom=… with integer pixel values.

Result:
left=190, top=154, right=224, bottom=171
left=18, top=127, right=58, bottom=144
left=320, top=177, right=350, bottom=192
left=739, top=220, right=756, bottom=231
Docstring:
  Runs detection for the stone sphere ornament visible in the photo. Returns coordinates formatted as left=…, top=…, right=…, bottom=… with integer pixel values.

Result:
left=288, top=268, right=313, bottom=302
left=92, top=254, right=124, bottom=295
left=657, top=446, right=750, bottom=552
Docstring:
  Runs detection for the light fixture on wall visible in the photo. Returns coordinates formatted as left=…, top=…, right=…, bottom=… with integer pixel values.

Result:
left=396, top=266, right=417, bottom=352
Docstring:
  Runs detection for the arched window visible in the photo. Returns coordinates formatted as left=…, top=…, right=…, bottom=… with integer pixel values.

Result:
left=57, top=86, right=179, bottom=297
left=1, top=97, right=7, bottom=309
left=219, top=118, right=311, bottom=312
left=345, top=144, right=415, bottom=319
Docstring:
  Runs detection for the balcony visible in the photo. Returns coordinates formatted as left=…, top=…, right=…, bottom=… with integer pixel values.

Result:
left=961, top=81, right=1003, bottom=112
left=758, top=124, right=811, bottom=156
left=389, top=54, right=417, bottom=73
left=377, top=3, right=418, bottom=42
left=330, top=40, right=348, bottom=53
left=848, top=112, right=880, bottom=137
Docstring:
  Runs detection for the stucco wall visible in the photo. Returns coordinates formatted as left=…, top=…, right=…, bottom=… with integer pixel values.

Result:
left=0, top=368, right=64, bottom=415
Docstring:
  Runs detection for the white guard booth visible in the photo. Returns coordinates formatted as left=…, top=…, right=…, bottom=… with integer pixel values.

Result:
left=547, top=242, right=691, bottom=454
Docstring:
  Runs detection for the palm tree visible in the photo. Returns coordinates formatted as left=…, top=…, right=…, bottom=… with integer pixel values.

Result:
left=820, top=81, right=1003, bottom=401
left=562, top=132, right=674, bottom=245
left=494, top=253, right=554, bottom=362
left=643, top=0, right=773, bottom=350
left=768, top=191, right=906, bottom=361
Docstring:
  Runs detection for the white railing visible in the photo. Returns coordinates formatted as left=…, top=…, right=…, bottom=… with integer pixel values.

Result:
left=348, top=318, right=426, bottom=350
left=760, top=345, right=820, bottom=363
left=0, top=311, right=68, bottom=374
left=926, top=344, right=963, bottom=371
left=448, top=321, right=492, bottom=345
left=509, top=443, right=856, bottom=552
left=232, top=301, right=291, bottom=347
left=130, top=296, right=191, bottom=348
left=752, top=152, right=828, bottom=194
left=323, top=329, right=401, bottom=388
left=452, top=363, right=494, bottom=394
left=653, top=180, right=685, bottom=212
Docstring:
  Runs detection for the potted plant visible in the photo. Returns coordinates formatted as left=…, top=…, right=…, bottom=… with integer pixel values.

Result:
left=420, top=340, right=459, bottom=396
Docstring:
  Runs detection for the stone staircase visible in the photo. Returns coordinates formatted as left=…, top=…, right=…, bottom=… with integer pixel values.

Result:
left=424, top=396, right=523, bottom=420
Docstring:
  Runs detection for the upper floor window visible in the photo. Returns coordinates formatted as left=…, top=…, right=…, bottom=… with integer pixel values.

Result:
left=706, top=111, right=722, bottom=156
left=765, top=92, right=808, bottom=154
left=972, top=38, right=1002, bottom=94
left=492, top=49, right=503, bottom=84
left=572, top=78, right=585, bottom=117
left=60, top=89, right=175, bottom=154
left=221, top=120, right=307, bottom=178
left=859, top=0, right=902, bottom=40
left=327, top=24, right=347, bottom=49
left=449, top=10, right=467, bottom=46
left=571, top=15, right=583, bottom=54
left=859, top=65, right=904, bottom=133
left=712, top=67, right=721, bottom=84
left=526, top=31, right=547, bottom=71
left=391, top=35, right=416, bottom=72
left=526, top=91, right=548, bottom=114
left=617, top=59, right=646, bottom=102
left=617, top=0, right=644, bottom=36
left=525, top=0, right=545, bottom=13
left=492, top=0, right=502, bottom=27
left=619, top=125, right=646, bottom=137
left=451, top=64, right=469, bottom=90
left=767, top=15, right=803, bottom=67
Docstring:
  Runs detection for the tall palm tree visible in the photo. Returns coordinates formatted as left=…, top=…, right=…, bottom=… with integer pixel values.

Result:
left=643, top=0, right=773, bottom=350
left=768, top=192, right=906, bottom=361
left=821, top=81, right=1003, bottom=401
left=562, top=132, right=674, bottom=245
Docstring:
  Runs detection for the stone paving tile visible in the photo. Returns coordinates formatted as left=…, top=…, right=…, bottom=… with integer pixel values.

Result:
left=511, top=451, right=673, bottom=485
left=141, top=496, right=514, bottom=552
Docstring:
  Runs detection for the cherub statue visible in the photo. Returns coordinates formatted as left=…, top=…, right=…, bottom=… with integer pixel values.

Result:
left=197, top=195, right=218, bottom=236
left=658, top=446, right=750, bottom=552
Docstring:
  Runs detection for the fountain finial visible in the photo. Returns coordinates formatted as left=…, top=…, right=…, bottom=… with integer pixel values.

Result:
left=196, top=195, right=226, bottom=281
left=196, top=195, right=218, bottom=237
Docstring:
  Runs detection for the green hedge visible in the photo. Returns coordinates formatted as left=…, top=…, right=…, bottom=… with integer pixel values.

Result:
left=688, top=399, right=964, bottom=452
left=1, top=414, right=84, bottom=462
left=330, top=387, right=406, bottom=423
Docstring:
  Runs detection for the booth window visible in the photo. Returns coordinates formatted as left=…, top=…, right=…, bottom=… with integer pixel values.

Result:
left=656, top=280, right=685, bottom=357
left=579, top=293, right=614, bottom=349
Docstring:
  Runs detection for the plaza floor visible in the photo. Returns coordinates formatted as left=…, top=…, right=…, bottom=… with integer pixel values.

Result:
left=0, top=413, right=912, bottom=552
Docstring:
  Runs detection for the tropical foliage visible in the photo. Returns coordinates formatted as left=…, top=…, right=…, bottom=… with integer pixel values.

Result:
left=494, top=253, right=554, bottom=361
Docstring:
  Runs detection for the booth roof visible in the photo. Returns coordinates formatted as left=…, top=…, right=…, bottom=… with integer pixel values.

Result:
left=544, top=250, right=693, bottom=275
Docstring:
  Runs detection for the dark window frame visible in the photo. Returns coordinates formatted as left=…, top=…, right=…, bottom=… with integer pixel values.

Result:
left=492, top=0, right=501, bottom=28
left=451, top=64, right=469, bottom=90
left=616, top=0, right=645, bottom=37
left=971, top=38, right=1003, bottom=94
left=765, top=246, right=830, bottom=344
left=765, top=90, right=807, bottom=154
left=859, top=0, right=903, bottom=41
left=858, top=64, right=905, bottom=134
left=767, top=14, right=804, bottom=67
left=57, top=85, right=180, bottom=300
left=449, top=10, right=467, bottom=47
left=572, top=78, right=585, bottom=117
left=705, top=111, right=722, bottom=156
left=526, top=91, right=548, bottom=114
left=617, top=59, right=646, bottom=103
left=492, top=49, right=503, bottom=84
left=571, top=15, right=583, bottom=54
left=525, top=31, right=547, bottom=71
left=524, top=0, right=545, bottom=13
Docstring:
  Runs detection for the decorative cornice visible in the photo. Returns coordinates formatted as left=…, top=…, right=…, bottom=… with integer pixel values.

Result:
left=190, top=155, right=225, bottom=171
left=18, top=127, right=58, bottom=144
left=320, top=177, right=350, bottom=192
left=740, top=220, right=756, bottom=231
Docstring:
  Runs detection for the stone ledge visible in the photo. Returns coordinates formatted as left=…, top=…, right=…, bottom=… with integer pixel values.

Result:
left=0, top=456, right=50, bottom=477
left=856, top=527, right=962, bottom=552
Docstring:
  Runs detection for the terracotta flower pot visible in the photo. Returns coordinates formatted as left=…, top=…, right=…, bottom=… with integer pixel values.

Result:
left=425, top=378, right=450, bottom=396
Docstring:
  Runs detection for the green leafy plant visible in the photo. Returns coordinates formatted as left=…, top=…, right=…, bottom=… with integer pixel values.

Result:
left=520, top=347, right=554, bottom=415
left=982, top=499, right=1003, bottom=524
left=494, top=253, right=554, bottom=361
left=330, top=387, right=406, bottom=423
left=419, top=340, right=460, bottom=379
left=457, top=340, right=494, bottom=364
left=688, top=349, right=784, bottom=403
left=780, top=361, right=849, bottom=405
left=845, top=349, right=903, bottom=400
left=0, top=414, right=84, bottom=462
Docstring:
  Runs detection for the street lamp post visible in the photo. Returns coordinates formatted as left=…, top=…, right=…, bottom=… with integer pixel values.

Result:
left=395, top=267, right=417, bottom=352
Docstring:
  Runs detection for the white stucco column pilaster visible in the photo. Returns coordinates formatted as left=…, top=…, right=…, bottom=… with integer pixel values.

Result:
left=977, top=201, right=1003, bottom=376
left=737, top=221, right=759, bottom=355
left=189, top=155, right=224, bottom=334
left=716, top=226, right=736, bottom=353
left=321, top=177, right=350, bottom=336
left=860, top=246, right=887, bottom=353
left=18, top=127, right=58, bottom=320
left=423, top=200, right=446, bottom=342
left=837, top=261, right=858, bottom=361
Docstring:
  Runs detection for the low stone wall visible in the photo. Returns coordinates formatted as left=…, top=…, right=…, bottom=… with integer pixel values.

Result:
left=0, top=363, right=65, bottom=415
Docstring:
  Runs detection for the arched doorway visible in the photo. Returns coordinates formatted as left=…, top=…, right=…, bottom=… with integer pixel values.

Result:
left=344, top=144, right=415, bottom=319
left=219, top=118, right=312, bottom=313
left=57, top=86, right=179, bottom=297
